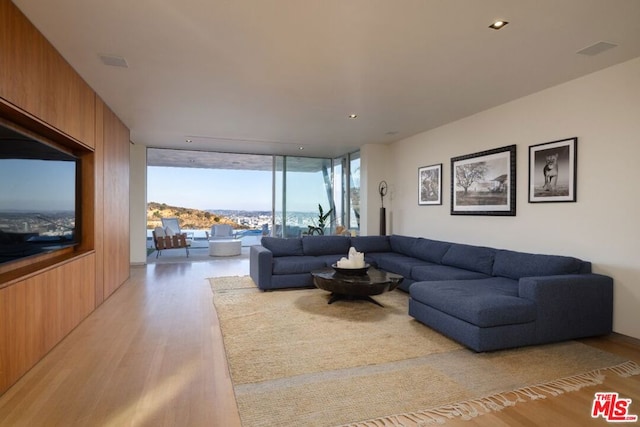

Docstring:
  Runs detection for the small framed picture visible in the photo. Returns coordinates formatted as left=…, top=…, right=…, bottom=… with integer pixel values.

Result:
left=451, top=145, right=516, bottom=216
left=418, top=163, right=442, bottom=205
left=528, top=137, right=577, bottom=203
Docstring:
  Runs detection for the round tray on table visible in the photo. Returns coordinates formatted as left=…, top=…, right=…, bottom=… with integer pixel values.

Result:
left=331, top=263, right=370, bottom=276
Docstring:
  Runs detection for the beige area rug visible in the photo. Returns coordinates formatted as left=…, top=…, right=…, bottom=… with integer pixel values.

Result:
left=210, top=276, right=640, bottom=427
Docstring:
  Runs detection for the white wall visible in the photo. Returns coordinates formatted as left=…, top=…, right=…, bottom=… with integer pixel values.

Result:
left=389, top=57, right=640, bottom=339
left=360, top=144, right=392, bottom=235
left=129, top=144, right=148, bottom=265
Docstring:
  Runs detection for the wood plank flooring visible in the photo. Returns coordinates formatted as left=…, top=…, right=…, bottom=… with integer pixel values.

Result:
left=0, top=253, right=638, bottom=426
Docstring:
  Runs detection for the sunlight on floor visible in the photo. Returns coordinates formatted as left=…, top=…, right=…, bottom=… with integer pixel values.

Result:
left=104, top=355, right=201, bottom=426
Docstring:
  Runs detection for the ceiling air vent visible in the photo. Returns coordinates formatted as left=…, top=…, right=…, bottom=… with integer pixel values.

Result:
left=99, top=54, right=129, bottom=68
left=576, top=41, right=618, bottom=56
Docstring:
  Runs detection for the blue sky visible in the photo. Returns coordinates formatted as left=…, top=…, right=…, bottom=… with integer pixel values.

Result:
left=0, top=159, right=75, bottom=211
left=147, top=166, right=330, bottom=212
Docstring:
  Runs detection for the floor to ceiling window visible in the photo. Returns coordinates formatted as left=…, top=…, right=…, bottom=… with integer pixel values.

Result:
left=147, top=148, right=360, bottom=242
left=333, top=156, right=345, bottom=230
left=274, top=156, right=333, bottom=237
left=349, top=151, right=361, bottom=232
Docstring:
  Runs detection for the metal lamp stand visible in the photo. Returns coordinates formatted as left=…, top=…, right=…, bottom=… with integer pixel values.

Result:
left=378, top=181, right=388, bottom=235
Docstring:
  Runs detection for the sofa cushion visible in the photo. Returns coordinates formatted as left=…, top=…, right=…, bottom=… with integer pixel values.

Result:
left=362, top=252, right=394, bottom=269
left=375, top=253, right=432, bottom=278
left=389, top=235, right=417, bottom=257
left=272, top=256, right=326, bottom=275
left=351, top=235, right=391, bottom=253
left=441, top=243, right=496, bottom=276
left=411, top=238, right=452, bottom=264
left=315, top=254, right=345, bottom=267
left=492, top=250, right=582, bottom=279
left=261, top=237, right=304, bottom=257
left=411, top=277, right=519, bottom=301
left=302, top=235, right=351, bottom=256
left=410, top=278, right=535, bottom=327
left=411, top=264, right=490, bottom=281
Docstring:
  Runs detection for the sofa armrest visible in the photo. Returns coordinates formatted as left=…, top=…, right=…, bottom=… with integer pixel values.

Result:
left=519, top=274, right=613, bottom=343
left=250, top=245, right=273, bottom=290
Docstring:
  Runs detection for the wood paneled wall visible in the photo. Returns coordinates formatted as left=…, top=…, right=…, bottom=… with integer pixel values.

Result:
left=0, top=0, right=131, bottom=394
left=0, top=254, right=96, bottom=393
left=93, top=99, right=106, bottom=306
left=101, top=101, right=130, bottom=301
left=0, top=1, right=96, bottom=147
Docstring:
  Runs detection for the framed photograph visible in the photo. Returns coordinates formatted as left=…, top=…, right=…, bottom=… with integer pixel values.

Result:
left=528, top=137, right=577, bottom=203
left=418, top=163, right=442, bottom=205
left=451, top=145, right=516, bottom=216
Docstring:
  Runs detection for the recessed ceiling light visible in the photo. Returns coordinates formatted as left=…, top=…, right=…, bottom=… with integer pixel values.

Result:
left=489, top=20, right=509, bottom=30
left=299, top=146, right=304, bottom=150
left=185, top=139, right=192, bottom=143
left=348, top=114, right=358, bottom=119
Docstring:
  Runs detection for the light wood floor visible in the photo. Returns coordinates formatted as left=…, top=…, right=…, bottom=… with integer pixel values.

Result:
left=0, top=255, right=638, bottom=427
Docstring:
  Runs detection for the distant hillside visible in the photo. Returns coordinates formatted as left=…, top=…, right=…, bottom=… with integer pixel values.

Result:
left=147, top=202, right=248, bottom=230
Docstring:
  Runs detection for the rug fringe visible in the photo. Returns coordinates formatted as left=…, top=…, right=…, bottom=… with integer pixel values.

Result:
left=339, top=361, right=640, bottom=427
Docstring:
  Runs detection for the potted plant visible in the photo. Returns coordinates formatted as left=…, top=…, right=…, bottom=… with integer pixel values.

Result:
left=307, top=204, right=333, bottom=235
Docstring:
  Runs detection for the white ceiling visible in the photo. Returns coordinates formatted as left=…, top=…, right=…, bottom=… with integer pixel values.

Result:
left=13, top=0, right=640, bottom=159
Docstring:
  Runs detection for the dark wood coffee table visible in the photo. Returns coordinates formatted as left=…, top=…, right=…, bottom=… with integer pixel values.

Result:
left=311, top=267, right=403, bottom=307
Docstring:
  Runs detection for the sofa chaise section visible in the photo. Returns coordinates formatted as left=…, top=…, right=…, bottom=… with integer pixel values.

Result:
left=408, top=249, right=613, bottom=351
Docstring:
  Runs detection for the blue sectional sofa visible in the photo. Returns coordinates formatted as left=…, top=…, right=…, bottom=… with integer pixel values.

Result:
left=249, top=234, right=613, bottom=352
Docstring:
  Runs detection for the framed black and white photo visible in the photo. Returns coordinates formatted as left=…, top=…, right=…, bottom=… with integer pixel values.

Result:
left=418, top=163, right=442, bottom=205
left=451, top=145, right=516, bottom=216
left=528, top=137, right=577, bottom=203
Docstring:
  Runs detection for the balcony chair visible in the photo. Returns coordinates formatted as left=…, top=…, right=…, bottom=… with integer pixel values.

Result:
left=161, top=217, right=194, bottom=240
left=206, top=224, right=237, bottom=240
left=152, top=226, right=190, bottom=258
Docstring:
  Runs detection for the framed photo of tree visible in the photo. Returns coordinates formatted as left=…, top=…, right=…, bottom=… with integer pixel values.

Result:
left=451, top=145, right=516, bottom=216
left=418, top=163, right=442, bottom=205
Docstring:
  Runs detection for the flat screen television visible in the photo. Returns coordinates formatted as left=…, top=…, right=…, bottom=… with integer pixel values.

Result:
left=0, top=122, right=79, bottom=265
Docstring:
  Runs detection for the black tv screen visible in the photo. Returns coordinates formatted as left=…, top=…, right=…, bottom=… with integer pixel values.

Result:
left=0, top=122, right=79, bottom=264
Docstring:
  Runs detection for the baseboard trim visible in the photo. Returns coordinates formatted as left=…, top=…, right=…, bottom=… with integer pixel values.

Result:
left=609, top=332, right=640, bottom=347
